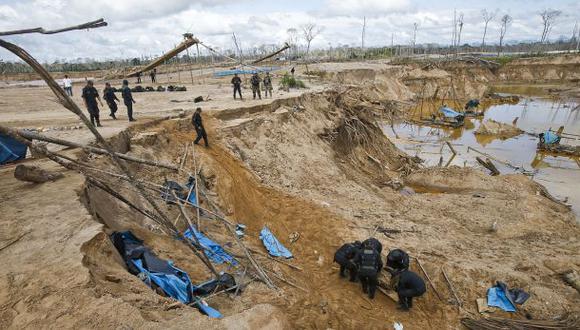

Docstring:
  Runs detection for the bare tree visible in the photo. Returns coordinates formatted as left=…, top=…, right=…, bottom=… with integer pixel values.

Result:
left=540, top=9, right=562, bottom=44
left=457, top=13, right=464, bottom=46
left=498, top=14, right=513, bottom=56
left=361, top=16, right=367, bottom=55
left=301, top=23, right=322, bottom=72
left=412, top=23, right=419, bottom=53
left=286, top=28, right=299, bottom=57
left=481, top=9, right=496, bottom=49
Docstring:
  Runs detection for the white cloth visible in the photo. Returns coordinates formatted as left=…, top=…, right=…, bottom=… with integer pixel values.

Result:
left=63, top=78, right=72, bottom=88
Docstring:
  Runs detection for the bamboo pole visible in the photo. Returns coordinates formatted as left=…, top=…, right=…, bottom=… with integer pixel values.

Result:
left=0, top=19, right=107, bottom=36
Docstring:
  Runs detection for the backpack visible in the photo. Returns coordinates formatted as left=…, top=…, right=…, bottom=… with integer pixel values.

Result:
left=359, top=248, right=379, bottom=275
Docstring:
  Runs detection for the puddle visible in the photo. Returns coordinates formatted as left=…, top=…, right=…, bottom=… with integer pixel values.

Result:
left=383, top=97, right=580, bottom=218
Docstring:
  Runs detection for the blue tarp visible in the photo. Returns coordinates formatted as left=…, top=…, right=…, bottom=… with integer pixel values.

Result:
left=439, top=106, right=463, bottom=119
left=487, top=286, right=516, bottom=312
left=259, top=226, right=293, bottom=258
left=111, top=231, right=222, bottom=318
left=214, top=66, right=280, bottom=77
left=543, top=131, right=561, bottom=145
left=0, top=133, right=27, bottom=165
left=184, top=227, right=237, bottom=265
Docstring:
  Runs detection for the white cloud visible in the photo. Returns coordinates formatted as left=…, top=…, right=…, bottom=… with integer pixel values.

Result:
left=0, top=0, right=578, bottom=62
left=323, top=0, right=411, bottom=17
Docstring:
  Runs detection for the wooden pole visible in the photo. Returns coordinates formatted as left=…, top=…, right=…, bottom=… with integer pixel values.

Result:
left=442, top=267, right=462, bottom=307
left=13, top=128, right=178, bottom=171
left=416, top=258, right=443, bottom=301
left=192, top=142, right=201, bottom=230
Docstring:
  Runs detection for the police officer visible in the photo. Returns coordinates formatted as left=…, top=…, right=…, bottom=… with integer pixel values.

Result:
left=121, top=80, right=136, bottom=122
left=81, top=80, right=103, bottom=127
left=356, top=239, right=383, bottom=299
left=263, top=72, right=273, bottom=98
left=150, top=69, right=157, bottom=83
left=333, top=241, right=361, bottom=282
left=103, top=82, right=119, bottom=120
left=250, top=72, right=261, bottom=100
left=386, top=249, right=410, bottom=275
left=192, top=107, right=208, bottom=147
left=395, top=270, right=426, bottom=311
left=231, top=74, right=242, bottom=100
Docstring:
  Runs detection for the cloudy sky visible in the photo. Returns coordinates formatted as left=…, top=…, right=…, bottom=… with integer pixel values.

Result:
left=0, top=0, right=579, bottom=62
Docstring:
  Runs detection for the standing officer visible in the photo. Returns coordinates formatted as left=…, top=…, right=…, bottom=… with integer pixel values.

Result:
left=81, top=80, right=103, bottom=127
left=150, top=69, right=157, bottom=83
left=356, top=239, right=383, bottom=299
left=103, top=82, right=119, bottom=120
left=231, top=73, right=242, bottom=100
left=263, top=72, right=273, bottom=98
left=250, top=72, right=261, bottom=100
left=192, top=107, right=209, bottom=147
left=121, top=80, right=136, bottom=122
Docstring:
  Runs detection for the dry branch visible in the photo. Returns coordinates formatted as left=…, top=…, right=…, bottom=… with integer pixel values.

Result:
left=126, top=35, right=199, bottom=77
left=0, top=19, right=107, bottom=36
left=416, top=258, right=443, bottom=301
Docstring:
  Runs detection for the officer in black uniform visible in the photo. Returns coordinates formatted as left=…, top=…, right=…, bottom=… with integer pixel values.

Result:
left=81, top=80, right=103, bottom=127
left=386, top=249, right=410, bottom=275
left=192, top=107, right=208, bottom=147
left=333, top=241, right=361, bottom=282
left=121, top=80, right=136, bottom=122
left=395, top=270, right=426, bottom=311
left=103, top=82, right=119, bottom=120
left=356, top=239, right=383, bottom=299
left=231, top=74, right=242, bottom=100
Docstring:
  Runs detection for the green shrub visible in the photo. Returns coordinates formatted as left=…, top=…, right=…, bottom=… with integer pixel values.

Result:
left=280, top=73, right=306, bottom=89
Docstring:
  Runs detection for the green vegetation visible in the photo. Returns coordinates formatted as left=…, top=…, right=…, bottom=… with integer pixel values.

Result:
left=280, top=73, right=306, bottom=89
left=487, top=56, right=516, bottom=66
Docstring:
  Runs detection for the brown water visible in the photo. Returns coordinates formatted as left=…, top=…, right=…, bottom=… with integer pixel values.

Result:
left=383, top=96, right=580, bottom=219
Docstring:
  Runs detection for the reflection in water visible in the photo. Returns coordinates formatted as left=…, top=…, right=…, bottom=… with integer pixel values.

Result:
left=383, top=96, right=580, bottom=218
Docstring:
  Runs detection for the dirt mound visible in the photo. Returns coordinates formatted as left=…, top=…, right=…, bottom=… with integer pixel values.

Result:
left=475, top=119, right=523, bottom=138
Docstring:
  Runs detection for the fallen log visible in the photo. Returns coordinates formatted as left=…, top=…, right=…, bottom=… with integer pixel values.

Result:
left=476, top=157, right=500, bottom=176
left=14, top=164, right=63, bottom=183
left=14, top=129, right=178, bottom=171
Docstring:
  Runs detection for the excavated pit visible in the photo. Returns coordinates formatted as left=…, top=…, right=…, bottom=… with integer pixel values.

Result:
left=75, top=83, right=579, bottom=328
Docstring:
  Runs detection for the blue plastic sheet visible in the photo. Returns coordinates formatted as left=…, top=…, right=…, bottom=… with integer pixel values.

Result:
left=184, top=228, right=237, bottom=265
left=132, top=259, right=193, bottom=304
left=439, top=106, right=462, bottom=118
left=259, top=226, right=293, bottom=258
left=487, top=286, right=516, bottom=312
left=0, top=133, right=27, bottom=165
left=543, top=131, right=561, bottom=145
left=214, top=66, right=280, bottom=77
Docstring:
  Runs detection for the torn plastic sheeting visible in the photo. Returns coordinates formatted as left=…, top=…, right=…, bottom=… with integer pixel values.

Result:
left=184, top=227, right=237, bottom=265
left=487, top=286, right=516, bottom=312
left=259, top=226, right=293, bottom=259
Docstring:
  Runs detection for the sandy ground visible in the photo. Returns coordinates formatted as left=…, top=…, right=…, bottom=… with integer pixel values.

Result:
left=1, top=59, right=579, bottom=329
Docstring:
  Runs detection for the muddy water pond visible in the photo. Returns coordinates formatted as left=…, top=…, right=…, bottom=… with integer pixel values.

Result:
left=383, top=96, right=580, bottom=219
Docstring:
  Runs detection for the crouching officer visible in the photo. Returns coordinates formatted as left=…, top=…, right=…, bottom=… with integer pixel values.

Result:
left=333, top=241, right=361, bottom=282
left=356, top=239, right=383, bottom=299
left=386, top=248, right=410, bottom=275
left=395, top=270, right=426, bottom=311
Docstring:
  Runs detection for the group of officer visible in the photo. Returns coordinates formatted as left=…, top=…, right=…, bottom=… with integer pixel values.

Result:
left=230, top=72, right=273, bottom=100
left=80, top=79, right=136, bottom=127
left=334, top=239, right=426, bottom=311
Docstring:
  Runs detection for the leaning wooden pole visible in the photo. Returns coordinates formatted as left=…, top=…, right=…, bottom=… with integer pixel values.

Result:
left=14, top=128, right=178, bottom=171
left=251, top=42, right=291, bottom=64
left=0, top=38, right=172, bottom=228
left=126, top=35, right=200, bottom=78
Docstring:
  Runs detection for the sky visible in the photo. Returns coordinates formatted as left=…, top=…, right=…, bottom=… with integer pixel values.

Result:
left=0, top=0, right=579, bottom=62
